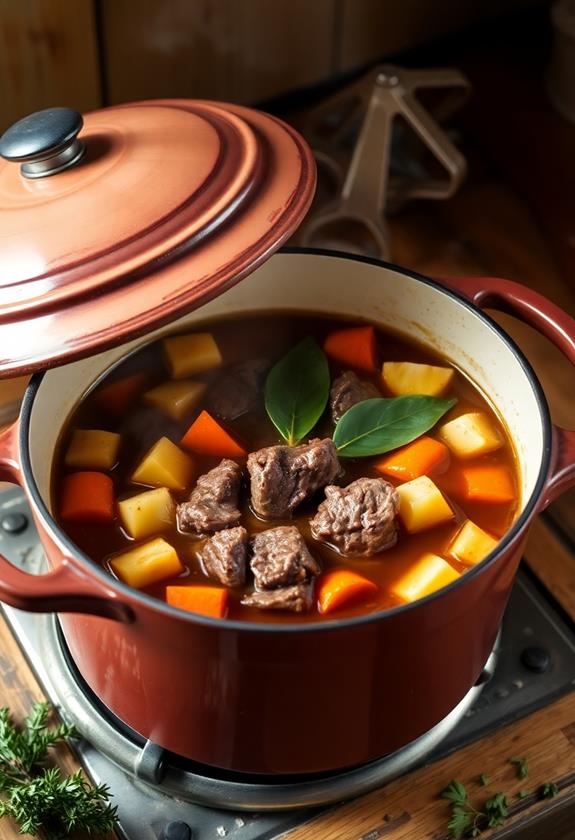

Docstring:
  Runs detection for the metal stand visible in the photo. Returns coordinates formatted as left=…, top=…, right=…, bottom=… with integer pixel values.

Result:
left=296, top=65, right=470, bottom=257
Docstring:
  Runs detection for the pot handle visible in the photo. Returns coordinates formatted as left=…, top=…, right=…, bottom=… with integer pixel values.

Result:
left=437, top=275, right=575, bottom=509
left=0, top=423, right=133, bottom=621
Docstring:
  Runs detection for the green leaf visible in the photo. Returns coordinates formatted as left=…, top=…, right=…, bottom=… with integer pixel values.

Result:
left=447, top=806, right=472, bottom=839
left=517, top=789, right=532, bottom=799
left=265, top=338, right=330, bottom=445
left=441, top=779, right=469, bottom=805
left=485, top=792, right=508, bottom=827
left=509, top=756, right=529, bottom=780
left=333, top=395, right=456, bottom=457
left=539, top=782, right=559, bottom=799
left=479, top=773, right=489, bottom=786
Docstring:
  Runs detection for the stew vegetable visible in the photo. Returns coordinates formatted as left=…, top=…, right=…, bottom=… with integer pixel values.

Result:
left=54, top=313, right=519, bottom=623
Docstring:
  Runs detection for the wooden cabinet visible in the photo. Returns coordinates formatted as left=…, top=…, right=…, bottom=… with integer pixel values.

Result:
left=0, top=0, right=536, bottom=129
left=100, top=0, right=335, bottom=104
left=0, top=0, right=100, bottom=130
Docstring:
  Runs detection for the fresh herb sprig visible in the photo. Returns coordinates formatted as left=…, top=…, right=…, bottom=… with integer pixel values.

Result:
left=265, top=337, right=456, bottom=454
left=0, top=702, right=117, bottom=839
left=442, top=756, right=562, bottom=838
left=442, top=780, right=508, bottom=838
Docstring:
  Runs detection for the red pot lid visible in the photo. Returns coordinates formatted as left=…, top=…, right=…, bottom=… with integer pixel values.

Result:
left=0, top=100, right=315, bottom=377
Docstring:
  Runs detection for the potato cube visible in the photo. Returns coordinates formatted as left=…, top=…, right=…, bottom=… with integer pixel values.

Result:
left=447, top=520, right=498, bottom=567
left=110, top=538, right=182, bottom=589
left=118, top=487, right=176, bottom=540
left=382, top=361, right=454, bottom=396
left=391, top=552, right=460, bottom=603
left=396, top=475, right=454, bottom=533
left=64, top=429, right=121, bottom=470
left=144, top=380, right=206, bottom=420
left=163, top=332, right=222, bottom=379
left=131, top=437, right=193, bottom=491
left=437, top=412, right=503, bottom=459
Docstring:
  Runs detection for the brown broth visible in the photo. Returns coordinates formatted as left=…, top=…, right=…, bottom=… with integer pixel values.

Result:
left=53, top=312, right=520, bottom=623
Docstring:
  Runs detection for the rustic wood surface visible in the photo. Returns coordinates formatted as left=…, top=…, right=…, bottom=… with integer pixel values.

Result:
left=0, top=0, right=101, bottom=132
left=101, top=0, right=336, bottom=105
left=0, top=0, right=539, bottom=126
left=287, top=692, right=575, bottom=840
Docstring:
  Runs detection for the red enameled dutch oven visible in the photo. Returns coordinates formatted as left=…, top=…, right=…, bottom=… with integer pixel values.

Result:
left=0, top=103, right=574, bottom=775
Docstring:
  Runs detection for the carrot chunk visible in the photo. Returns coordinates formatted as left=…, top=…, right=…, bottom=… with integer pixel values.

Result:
left=93, top=373, right=148, bottom=417
left=317, top=570, right=378, bottom=615
left=323, top=325, right=377, bottom=371
left=374, top=436, right=449, bottom=481
left=181, top=410, right=246, bottom=458
left=60, top=472, right=114, bottom=523
left=166, top=585, right=229, bottom=618
left=459, top=465, right=515, bottom=503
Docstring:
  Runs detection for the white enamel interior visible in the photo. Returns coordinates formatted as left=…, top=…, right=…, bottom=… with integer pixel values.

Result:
left=27, top=252, right=546, bottom=516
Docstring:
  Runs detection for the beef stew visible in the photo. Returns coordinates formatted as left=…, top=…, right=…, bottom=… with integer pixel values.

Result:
left=54, top=312, right=519, bottom=623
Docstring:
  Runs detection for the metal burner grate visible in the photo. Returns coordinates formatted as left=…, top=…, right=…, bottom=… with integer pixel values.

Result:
left=1, top=488, right=574, bottom=839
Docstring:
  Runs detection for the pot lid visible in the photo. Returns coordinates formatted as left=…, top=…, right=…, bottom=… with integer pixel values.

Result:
left=0, top=100, right=315, bottom=377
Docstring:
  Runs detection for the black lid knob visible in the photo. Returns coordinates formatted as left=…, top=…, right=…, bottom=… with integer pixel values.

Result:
left=0, top=107, right=85, bottom=178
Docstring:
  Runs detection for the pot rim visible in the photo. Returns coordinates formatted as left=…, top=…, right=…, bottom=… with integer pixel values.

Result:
left=19, top=248, right=552, bottom=633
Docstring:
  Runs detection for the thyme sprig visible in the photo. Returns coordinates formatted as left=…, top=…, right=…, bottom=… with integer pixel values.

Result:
left=0, top=702, right=117, bottom=838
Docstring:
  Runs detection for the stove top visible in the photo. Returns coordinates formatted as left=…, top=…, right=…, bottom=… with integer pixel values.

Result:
left=1, top=487, right=574, bottom=840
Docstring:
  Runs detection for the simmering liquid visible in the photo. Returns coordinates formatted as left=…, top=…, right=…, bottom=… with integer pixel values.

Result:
left=53, top=313, right=519, bottom=623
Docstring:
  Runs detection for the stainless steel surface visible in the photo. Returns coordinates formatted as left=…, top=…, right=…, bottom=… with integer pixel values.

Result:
left=0, top=107, right=86, bottom=178
left=21, top=138, right=85, bottom=178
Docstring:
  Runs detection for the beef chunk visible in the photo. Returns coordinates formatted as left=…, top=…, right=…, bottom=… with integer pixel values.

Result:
left=241, top=583, right=313, bottom=613
left=177, top=459, right=242, bottom=535
left=199, top=526, right=247, bottom=587
left=310, top=477, right=399, bottom=557
left=207, top=359, right=270, bottom=420
left=330, top=370, right=380, bottom=423
left=250, top=526, right=321, bottom=590
left=248, top=438, right=341, bottom=519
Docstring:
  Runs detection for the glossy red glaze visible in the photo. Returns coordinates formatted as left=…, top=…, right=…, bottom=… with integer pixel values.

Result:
left=58, top=536, right=521, bottom=772
left=439, top=275, right=575, bottom=509
left=0, top=101, right=315, bottom=377
left=0, top=263, right=572, bottom=774
left=0, top=425, right=132, bottom=620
